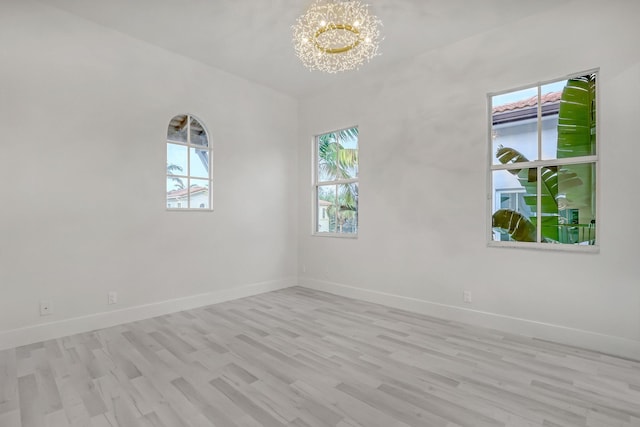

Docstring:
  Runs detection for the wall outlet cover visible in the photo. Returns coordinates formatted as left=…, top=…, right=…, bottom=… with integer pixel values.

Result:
left=108, top=292, right=118, bottom=305
left=40, top=301, right=53, bottom=316
left=463, top=290, right=472, bottom=304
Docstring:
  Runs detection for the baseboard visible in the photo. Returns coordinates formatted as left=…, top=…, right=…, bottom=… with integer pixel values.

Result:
left=299, top=278, right=640, bottom=361
left=0, top=278, right=296, bottom=351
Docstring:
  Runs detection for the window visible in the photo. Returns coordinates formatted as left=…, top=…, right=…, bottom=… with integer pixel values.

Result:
left=314, top=127, right=359, bottom=236
left=166, top=114, right=212, bottom=210
left=489, top=71, right=597, bottom=249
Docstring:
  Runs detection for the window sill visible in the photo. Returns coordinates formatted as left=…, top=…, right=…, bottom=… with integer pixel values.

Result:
left=166, top=208, right=214, bottom=212
left=488, top=240, right=599, bottom=253
left=312, top=232, right=358, bottom=239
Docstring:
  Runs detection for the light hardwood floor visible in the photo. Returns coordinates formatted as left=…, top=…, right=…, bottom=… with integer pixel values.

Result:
left=1, top=287, right=639, bottom=427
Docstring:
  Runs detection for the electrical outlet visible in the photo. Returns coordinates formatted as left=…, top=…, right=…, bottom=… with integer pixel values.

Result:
left=40, top=300, right=53, bottom=316
left=463, top=290, right=472, bottom=304
left=108, top=291, right=118, bottom=305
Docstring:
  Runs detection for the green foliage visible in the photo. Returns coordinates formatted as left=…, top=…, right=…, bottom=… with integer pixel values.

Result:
left=492, top=209, right=537, bottom=242
left=318, top=128, right=359, bottom=182
left=557, top=74, right=597, bottom=213
left=318, top=128, right=359, bottom=232
left=494, top=146, right=563, bottom=240
left=492, top=74, right=596, bottom=244
left=557, top=74, right=596, bottom=158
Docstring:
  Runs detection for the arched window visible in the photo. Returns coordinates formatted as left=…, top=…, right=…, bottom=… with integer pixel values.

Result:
left=166, top=114, right=212, bottom=210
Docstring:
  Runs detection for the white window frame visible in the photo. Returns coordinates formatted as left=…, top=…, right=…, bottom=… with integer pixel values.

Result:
left=313, top=126, right=359, bottom=238
left=166, top=114, right=213, bottom=211
left=487, top=69, right=599, bottom=252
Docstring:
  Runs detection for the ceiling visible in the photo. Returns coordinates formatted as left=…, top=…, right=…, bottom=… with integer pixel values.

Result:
left=40, top=0, right=563, bottom=98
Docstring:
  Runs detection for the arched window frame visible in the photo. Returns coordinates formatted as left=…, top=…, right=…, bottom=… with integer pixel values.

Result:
left=166, top=114, right=212, bottom=211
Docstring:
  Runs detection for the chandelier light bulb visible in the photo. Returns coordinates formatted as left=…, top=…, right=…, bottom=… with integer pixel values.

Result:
left=292, top=0, right=382, bottom=73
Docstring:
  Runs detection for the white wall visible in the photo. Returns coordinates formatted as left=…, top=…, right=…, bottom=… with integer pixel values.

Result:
left=1, top=0, right=638, bottom=360
left=297, top=0, right=640, bottom=358
left=0, top=0, right=298, bottom=348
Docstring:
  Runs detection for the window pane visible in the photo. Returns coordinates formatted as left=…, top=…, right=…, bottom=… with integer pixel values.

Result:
left=554, top=74, right=597, bottom=160
left=337, top=183, right=358, bottom=234
left=539, top=80, right=565, bottom=160
left=542, top=162, right=596, bottom=245
left=167, top=177, right=187, bottom=208
left=316, top=184, right=358, bottom=234
left=492, top=169, right=537, bottom=242
left=317, top=133, right=337, bottom=182
left=168, top=115, right=188, bottom=142
left=317, top=185, right=336, bottom=233
left=190, top=147, right=209, bottom=178
left=190, top=117, right=208, bottom=147
left=166, top=175, right=186, bottom=192
left=338, top=128, right=358, bottom=179
left=188, top=179, right=210, bottom=209
left=167, top=143, right=188, bottom=175
left=492, top=87, right=539, bottom=165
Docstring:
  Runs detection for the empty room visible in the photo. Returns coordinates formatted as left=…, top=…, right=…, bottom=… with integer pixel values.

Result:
left=1, top=0, right=639, bottom=426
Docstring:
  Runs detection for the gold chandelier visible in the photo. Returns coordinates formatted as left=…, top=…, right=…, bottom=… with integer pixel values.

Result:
left=292, top=0, right=382, bottom=73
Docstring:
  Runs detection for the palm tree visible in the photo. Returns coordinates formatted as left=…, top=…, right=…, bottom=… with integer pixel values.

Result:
left=167, top=163, right=185, bottom=190
left=318, top=128, right=358, bottom=181
left=318, top=128, right=359, bottom=232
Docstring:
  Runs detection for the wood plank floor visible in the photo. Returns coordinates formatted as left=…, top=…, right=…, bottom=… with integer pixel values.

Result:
left=1, top=287, right=639, bottom=427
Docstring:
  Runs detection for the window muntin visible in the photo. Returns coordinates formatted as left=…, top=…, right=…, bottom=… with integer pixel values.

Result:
left=489, top=72, right=597, bottom=247
left=166, top=114, right=212, bottom=210
left=314, top=127, right=359, bottom=236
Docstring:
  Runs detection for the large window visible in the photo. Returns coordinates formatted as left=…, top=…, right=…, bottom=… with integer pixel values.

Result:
left=489, top=71, right=597, bottom=249
left=166, top=114, right=212, bottom=210
left=314, top=127, right=359, bottom=236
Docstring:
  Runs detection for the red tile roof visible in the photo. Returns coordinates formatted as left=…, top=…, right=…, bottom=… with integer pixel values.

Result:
left=493, top=91, right=561, bottom=113
left=167, top=186, right=207, bottom=198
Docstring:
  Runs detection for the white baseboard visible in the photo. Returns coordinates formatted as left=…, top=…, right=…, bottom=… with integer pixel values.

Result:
left=0, top=278, right=296, bottom=351
left=299, top=278, right=640, bottom=361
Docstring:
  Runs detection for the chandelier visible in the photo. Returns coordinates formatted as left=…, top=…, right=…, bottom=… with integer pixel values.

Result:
left=292, top=0, right=382, bottom=73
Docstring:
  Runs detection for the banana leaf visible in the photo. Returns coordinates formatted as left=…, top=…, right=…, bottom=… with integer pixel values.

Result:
left=492, top=73, right=596, bottom=243
left=557, top=74, right=596, bottom=158
left=494, top=146, right=562, bottom=240
left=492, top=209, right=537, bottom=242
left=556, top=75, right=597, bottom=231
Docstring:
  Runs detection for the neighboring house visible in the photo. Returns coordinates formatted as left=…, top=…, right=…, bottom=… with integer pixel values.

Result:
left=491, top=91, right=561, bottom=241
left=492, top=94, right=559, bottom=197
left=167, top=186, right=209, bottom=209
left=317, top=199, right=332, bottom=232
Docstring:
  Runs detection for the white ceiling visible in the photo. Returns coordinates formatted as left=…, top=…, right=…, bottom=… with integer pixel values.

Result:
left=41, top=0, right=564, bottom=98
